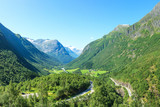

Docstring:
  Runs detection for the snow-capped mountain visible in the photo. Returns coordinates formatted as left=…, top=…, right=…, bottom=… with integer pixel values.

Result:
left=66, top=46, right=82, bottom=56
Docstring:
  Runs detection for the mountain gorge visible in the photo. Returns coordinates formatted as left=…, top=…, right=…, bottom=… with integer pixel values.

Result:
left=27, top=39, right=76, bottom=63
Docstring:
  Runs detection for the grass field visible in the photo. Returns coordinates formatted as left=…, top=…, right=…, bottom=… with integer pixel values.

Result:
left=82, top=70, right=108, bottom=77
left=47, top=68, right=108, bottom=77
left=44, top=68, right=64, bottom=74
left=66, top=68, right=80, bottom=73
left=49, top=70, right=64, bottom=74
left=67, top=68, right=108, bottom=77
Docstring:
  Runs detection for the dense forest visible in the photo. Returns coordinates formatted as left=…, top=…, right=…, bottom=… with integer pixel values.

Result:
left=0, top=32, right=39, bottom=86
left=0, top=50, right=38, bottom=86
left=112, top=34, right=160, bottom=106
left=0, top=74, right=125, bottom=107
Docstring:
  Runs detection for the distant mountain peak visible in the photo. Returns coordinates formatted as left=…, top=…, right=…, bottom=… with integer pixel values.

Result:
left=66, top=46, right=82, bottom=55
left=27, top=38, right=74, bottom=63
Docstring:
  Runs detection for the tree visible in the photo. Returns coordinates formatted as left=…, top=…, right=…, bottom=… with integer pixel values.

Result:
left=8, top=81, right=20, bottom=106
left=38, top=82, right=48, bottom=107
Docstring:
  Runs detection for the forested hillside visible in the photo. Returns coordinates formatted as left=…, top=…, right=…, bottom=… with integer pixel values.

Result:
left=67, top=2, right=160, bottom=71
left=66, top=2, right=160, bottom=106
left=0, top=74, right=123, bottom=107
left=112, top=33, right=160, bottom=106
left=0, top=32, right=38, bottom=86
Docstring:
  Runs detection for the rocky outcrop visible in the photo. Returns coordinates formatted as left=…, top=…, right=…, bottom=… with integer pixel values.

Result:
left=113, top=24, right=130, bottom=32
left=113, top=79, right=133, bottom=92
left=116, top=87, right=125, bottom=97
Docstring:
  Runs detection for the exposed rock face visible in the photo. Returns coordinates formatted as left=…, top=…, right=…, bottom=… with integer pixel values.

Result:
left=114, top=79, right=133, bottom=92
left=113, top=24, right=130, bottom=32
left=82, top=44, right=90, bottom=54
left=28, top=39, right=74, bottom=64
left=126, top=3, right=160, bottom=37
left=116, top=88, right=125, bottom=97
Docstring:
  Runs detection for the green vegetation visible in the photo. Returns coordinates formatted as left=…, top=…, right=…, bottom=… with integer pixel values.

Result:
left=0, top=23, right=61, bottom=85
left=0, top=74, right=124, bottom=107
left=123, top=87, right=129, bottom=104
left=1, top=2, right=160, bottom=107
left=16, top=74, right=90, bottom=100
left=81, top=70, right=108, bottom=77
left=0, top=23, right=61, bottom=76
left=15, top=34, right=61, bottom=75
left=0, top=50, right=38, bottom=86
left=66, top=68, right=108, bottom=77
left=112, top=33, right=160, bottom=106
left=66, top=3, right=160, bottom=106
left=47, top=68, right=64, bottom=74
left=67, top=2, right=160, bottom=73
left=66, top=68, right=80, bottom=73
left=48, top=68, right=108, bottom=77
left=0, top=33, right=38, bottom=86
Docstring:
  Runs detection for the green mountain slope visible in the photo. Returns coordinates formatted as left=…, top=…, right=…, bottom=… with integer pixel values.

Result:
left=0, top=32, right=38, bottom=86
left=0, top=23, right=61, bottom=75
left=67, top=2, right=160, bottom=71
left=67, top=25, right=132, bottom=71
left=112, top=33, right=160, bottom=106
left=67, top=2, right=160, bottom=105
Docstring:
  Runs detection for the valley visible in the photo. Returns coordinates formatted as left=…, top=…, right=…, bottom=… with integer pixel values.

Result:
left=0, top=1, right=160, bottom=107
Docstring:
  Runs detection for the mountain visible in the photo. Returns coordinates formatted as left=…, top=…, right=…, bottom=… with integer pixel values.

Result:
left=66, top=46, right=82, bottom=56
left=65, top=47, right=79, bottom=58
left=0, top=23, right=60, bottom=75
left=67, top=24, right=131, bottom=70
left=0, top=27, right=39, bottom=85
left=67, top=2, right=160, bottom=105
left=67, top=1, right=160, bottom=70
left=27, top=39, right=74, bottom=64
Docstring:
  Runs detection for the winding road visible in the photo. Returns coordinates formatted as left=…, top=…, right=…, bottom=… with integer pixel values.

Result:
left=21, top=93, right=38, bottom=98
left=110, top=78, right=132, bottom=97
left=22, top=81, right=94, bottom=100
left=66, top=81, right=94, bottom=101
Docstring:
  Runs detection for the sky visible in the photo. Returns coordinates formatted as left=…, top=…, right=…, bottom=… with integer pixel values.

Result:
left=0, top=0, right=159, bottom=49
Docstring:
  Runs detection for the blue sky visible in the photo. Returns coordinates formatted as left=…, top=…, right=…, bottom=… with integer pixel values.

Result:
left=0, top=0, right=159, bottom=49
